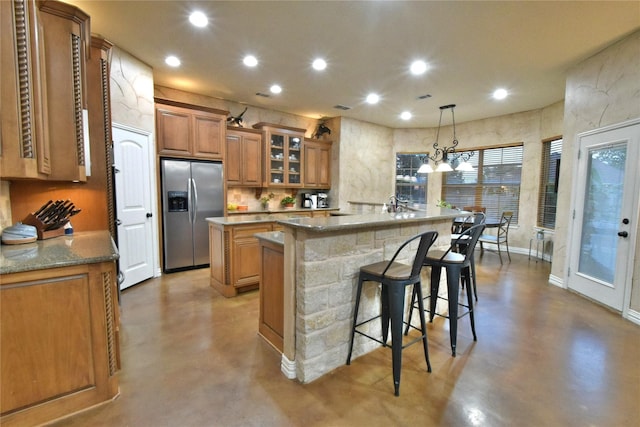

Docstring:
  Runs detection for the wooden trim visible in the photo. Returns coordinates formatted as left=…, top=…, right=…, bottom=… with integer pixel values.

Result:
left=252, top=122, right=306, bottom=134
left=154, top=97, right=229, bottom=116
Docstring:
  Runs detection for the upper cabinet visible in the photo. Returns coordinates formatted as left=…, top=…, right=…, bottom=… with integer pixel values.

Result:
left=155, top=99, right=228, bottom=160
left=303, top=138, right=332, bottom=189
left=226, top=127, right=262, bottom=187
left=1, top=0, right=50, bottom=179
left=1, top=0, right=90, bottom=182
left=38, top=0, right=90, bottom=182
left=253, top=123, right=305, bottom=188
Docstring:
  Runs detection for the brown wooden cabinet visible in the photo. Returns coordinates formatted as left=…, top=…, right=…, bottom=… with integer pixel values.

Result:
left=156, top=100, right=227, bottom=160
left=226, top=127, right=262, bottom=187
left=38, top=0, right=90, bottom=182
left=258, top=236, right=284, bottom=352
left=0, top=0, right=50, bottom=179
left=0, top=261, right=119, bottom=426
left=209, top=222, right=273, bottom=297
left=303, top=138, right=332, bottom=189
left=253, top=123, right=305, bottom=188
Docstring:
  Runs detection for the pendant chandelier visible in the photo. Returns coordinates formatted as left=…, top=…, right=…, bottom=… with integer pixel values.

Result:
left=417, top=104, right=474, bottom=173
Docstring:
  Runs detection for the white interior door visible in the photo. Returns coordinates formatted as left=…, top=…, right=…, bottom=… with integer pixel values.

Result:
left=568, top=120, right=640, bottom=311
left=113, top=124, right=156, bottom=290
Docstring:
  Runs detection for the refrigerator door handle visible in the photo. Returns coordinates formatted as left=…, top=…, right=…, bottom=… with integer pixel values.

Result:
left=187, top=178, right=194, bottom=224
left=191, top=178, right=199, bottom=222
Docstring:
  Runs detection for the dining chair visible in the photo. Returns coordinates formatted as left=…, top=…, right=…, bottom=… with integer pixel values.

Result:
left=347, top=230, right=438, bottom=396
left=479, top=211, right=513, bottom=264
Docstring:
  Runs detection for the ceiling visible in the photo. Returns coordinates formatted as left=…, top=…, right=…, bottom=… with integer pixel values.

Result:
left=64, top=0, right=639, bottom=128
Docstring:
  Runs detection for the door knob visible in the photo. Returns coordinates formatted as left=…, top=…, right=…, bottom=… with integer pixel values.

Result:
left=622, top=218, right=629, bottom=224
left=618, top=231, right=628, bottom=238
left=146, top=212, right=153, bottom=218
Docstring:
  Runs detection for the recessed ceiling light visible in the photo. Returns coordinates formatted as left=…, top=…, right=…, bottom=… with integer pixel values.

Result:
left=410, top=60, right=428, bottom=75
left=189, top=11, right=208, bottom=27
left=400, top=111, right=412, bottom=120
left=270, top=84, right=282, bottom=94
left=312, top=58, right=327, bottom=71
left=366, top=93, right=380, bottom=104
left=493, top=88, right=508, bottom=100
left=165, top=55, right=181, bottom=67
left=243, top=55, right=258, bottom=67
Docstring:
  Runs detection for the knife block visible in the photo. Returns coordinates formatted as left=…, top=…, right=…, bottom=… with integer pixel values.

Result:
left=22, top=213, right=67, bottom=240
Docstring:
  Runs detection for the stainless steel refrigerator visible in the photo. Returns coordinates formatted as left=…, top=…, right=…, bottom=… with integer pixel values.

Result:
left=160, top=158, right=224, bottom=272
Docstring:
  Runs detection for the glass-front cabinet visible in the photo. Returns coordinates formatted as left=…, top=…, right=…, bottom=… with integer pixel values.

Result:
left=253, top=123, right=305, bottom=187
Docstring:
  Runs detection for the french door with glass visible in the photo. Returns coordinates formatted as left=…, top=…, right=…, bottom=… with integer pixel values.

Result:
left=568, top=119, right=639, bottom=311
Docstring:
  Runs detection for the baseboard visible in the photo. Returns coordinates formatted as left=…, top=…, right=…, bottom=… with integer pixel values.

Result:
left=548, top=274, right=564, bottom=288
left=281, top=354, right=297, bottom=379
left=626, top=308, right=640, bottom=326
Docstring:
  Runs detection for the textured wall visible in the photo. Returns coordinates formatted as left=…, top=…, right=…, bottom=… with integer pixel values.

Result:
left=555, top=30, right=640, bottom=310
left=335, top=117, right=395, bottom=211
left=109, top=48, right=155, bottom=133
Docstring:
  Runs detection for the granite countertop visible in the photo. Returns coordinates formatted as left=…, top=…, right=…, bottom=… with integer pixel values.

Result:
left=254, top=231, right=284, bottom=246
left=207, top=208, right=339, bottom=226
left=227, top=207, right=338, bottom=215
left=276, top=207, right=464, bottom=232
left=0, top=230, right=119, bottom=274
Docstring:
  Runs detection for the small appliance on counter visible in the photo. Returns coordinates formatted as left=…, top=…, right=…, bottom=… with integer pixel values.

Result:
left=302, top=193, right=313, bottom=208
left=316, top=193, right=329, bottom=208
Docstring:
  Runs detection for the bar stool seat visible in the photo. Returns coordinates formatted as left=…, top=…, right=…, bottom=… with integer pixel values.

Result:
left=406, top=224, right=485, bottom=356
left=346, top=230, right=438, bottom=396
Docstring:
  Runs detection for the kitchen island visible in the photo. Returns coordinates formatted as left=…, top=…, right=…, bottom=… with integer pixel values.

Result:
left=274, top=207, right=461, bottom=383
left=0, top=231, right=120, bottom=426
left=206, top=208, right=337, bottom=297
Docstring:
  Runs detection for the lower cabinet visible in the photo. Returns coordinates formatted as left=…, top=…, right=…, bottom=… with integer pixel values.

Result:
left=0, top=261, right=119, bottom=426
left=209, top=222, right=273, bottom=297
left=258, top=238, right=284, bottom=352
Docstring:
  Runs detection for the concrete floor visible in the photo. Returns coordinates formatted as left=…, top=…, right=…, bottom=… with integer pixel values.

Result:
left=53, top=253, right=640, bottom=427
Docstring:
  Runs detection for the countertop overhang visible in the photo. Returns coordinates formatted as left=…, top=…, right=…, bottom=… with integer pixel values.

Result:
left=0, top=230, right=119, bottom=274
left=254, top=231, right=285, bottom=246
left=276, top=207, right=464, bottom=232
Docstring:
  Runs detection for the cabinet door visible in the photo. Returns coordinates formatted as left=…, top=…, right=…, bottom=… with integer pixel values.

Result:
left=303, top=139, right=331, bottom=188
left=231, top=224, right=271, bottom=289
left=225, top=134, right=242, bottom=185
left=1, top=0, right=50, bottom=180
left=39, top=0, right=88, bottom=182
left=156, top=106, right=191, bottom=156
left=287, top=135, right=302, bottom=186
left=267, top=132, right=286, bottom=186
left=304, top=144, right=319, bottom=186
left=242, top=133, right=262, bottom=186
left=317, top=144, right=331, bottom=188
left=192, top=112, right=224, bottom=159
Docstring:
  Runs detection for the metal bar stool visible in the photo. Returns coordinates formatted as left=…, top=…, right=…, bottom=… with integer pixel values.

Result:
left=346, top=230, right=438, bottom=396
left=406, top=224, right=485, bottom=356
left=450, top=212, right=485, bottom=301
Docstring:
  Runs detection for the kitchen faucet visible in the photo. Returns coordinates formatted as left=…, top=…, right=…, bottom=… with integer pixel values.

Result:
left=389, top=195, right=409, bottom=213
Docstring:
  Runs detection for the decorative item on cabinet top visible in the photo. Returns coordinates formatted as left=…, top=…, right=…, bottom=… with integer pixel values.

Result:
left=227, top=107, right=247, bottom=127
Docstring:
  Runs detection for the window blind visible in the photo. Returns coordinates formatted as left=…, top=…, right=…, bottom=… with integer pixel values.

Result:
left=442, top=145, right=523, bottom=224
left=537, top=139, right=562, bottom=228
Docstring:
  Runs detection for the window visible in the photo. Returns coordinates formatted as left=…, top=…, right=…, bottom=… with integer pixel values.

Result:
left=442, top=145, right=523, bottom=223
left=537, top=138, right=562, bottom=228
left=396, top=153, right=428, bottom=207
